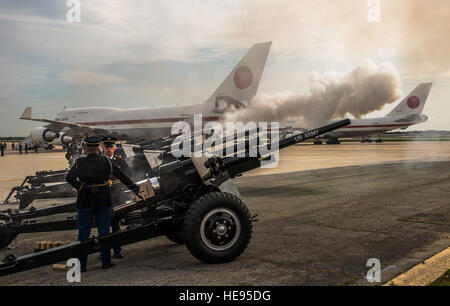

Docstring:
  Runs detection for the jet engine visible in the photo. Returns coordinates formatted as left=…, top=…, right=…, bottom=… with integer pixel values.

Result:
left=31, top=127, right=58, bottom=143
left=51, top=133, right=73, bottom=146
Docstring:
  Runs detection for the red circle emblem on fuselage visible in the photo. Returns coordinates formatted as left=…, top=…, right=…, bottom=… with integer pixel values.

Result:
left=407, top=96, right=420, bottom=109
left=234, top=66, right=253, bottom=90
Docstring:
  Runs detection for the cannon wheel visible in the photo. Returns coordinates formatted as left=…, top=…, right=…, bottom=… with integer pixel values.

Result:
left=165, top=231, right=185, bottom=245
left=0, top=232, right=18, bottom=249
left=183, top=192, right=252, bottom=264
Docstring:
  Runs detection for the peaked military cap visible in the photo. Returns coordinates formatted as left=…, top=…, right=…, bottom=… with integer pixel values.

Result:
left=84, top=136, right=102, bottom=147
left=102, top=136, right=118, bottom=147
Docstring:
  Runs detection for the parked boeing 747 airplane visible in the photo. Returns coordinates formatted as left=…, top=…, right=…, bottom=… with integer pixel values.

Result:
left=317, top=83, right=433, bottom=144
left=20, top=42, right=272, bottom=146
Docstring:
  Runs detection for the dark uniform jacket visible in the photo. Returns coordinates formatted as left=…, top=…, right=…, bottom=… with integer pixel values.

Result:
left=109, top=155, right=134, bottom=207
left=66, top=154, right=134, bottom=209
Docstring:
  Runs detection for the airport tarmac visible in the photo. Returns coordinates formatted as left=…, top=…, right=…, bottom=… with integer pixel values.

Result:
left=0, top=142, right=448, bottom=199
left=0, top=142, right=449, bottom=285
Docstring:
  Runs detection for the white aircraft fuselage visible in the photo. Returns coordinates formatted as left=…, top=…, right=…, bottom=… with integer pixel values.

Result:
left=54, top=104, right=220, bottom=140
left=323, top=83, right=433, bottom=140
left=22, top=42, right=272, bottom=145
left=325, top=113, right=428, bottom=139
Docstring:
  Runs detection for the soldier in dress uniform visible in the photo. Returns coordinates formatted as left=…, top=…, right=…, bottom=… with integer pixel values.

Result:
left=101, top=136, right=133, bottom=259
left=66, top=136, right=140, bottom=271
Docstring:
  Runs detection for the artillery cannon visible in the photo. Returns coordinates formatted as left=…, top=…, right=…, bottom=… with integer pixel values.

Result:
left=2, top=170, right=74, bottom=209
left=8, top=183, right=77, bottom=210
left=0, top=119, right=350, bottom=276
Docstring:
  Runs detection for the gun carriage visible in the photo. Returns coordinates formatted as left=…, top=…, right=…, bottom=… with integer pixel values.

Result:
left=0, top=119, right=350, bottom=276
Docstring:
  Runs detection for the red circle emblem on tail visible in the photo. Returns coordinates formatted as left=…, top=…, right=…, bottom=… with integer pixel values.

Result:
left=407, top=96, right=420, bottom=109
left=234, top=66, right=253, bottom=90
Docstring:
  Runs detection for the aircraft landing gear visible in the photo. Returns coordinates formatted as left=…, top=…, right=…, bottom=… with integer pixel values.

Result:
left=375, top=138, right=383, bottom=143
left=314, top=139, right=323, bottom=145
left=361, top=138, right=373, bottom=143
left=326, top=139, right=341, bottom=145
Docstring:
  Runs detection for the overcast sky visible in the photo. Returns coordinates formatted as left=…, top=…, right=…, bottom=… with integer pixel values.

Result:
left=0, top=0, right=449, bottom=136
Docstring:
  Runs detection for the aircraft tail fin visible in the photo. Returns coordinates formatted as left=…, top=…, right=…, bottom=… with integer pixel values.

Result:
left=20, top=107, right=32, bottom=119
left=387, top=83, right=433, bottom=117
left=205, top=42, right=271, bottom=109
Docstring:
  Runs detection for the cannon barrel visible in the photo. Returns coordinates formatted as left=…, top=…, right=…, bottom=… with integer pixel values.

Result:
left=28, top=170, right=68, bottom=187
left=278, top=119, right=350, bottom=150
left=222, top=119, right=350, bottom=171
left=121, top=119, right=351, bottom=205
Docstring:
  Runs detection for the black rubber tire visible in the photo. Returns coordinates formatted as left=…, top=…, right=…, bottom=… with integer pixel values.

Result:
left=183, top=192, right=252, bottom=264
left=0, top=232, right=18, bottom=249
left=165, top=231, right=185, bottom=245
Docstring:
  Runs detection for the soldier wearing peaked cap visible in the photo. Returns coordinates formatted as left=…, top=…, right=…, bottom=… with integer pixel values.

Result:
left=102, top=137, right=132, bottom=200
left=66, top=136, right=140, bottom=271
left=101, top=136, right=133, bottom=259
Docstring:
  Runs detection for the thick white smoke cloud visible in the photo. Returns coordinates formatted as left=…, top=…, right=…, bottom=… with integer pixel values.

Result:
left=224, top=60, right=402, bottom=128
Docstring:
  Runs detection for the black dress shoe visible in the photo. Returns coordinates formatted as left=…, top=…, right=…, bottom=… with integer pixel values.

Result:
left=81, top=267, right=87, bottom=273
left=114, top=252, right=124, bottom=259
left=102, top=262, right=115, bottom=269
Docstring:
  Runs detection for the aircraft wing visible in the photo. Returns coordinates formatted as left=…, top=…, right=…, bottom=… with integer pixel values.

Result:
left=19, top=107, right=117, bottom=137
